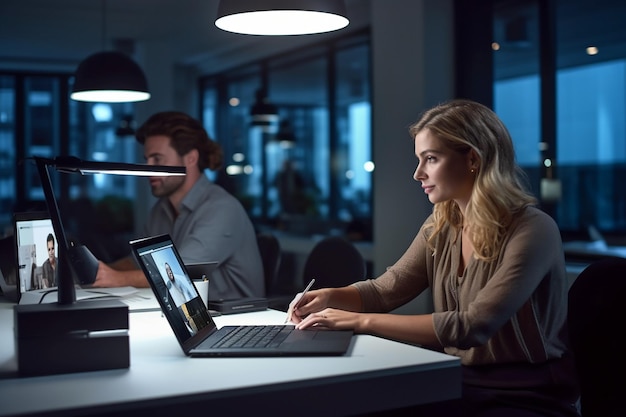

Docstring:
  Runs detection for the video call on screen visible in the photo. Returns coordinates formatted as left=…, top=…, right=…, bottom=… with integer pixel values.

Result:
left=16, top=219, right=56, bottom=293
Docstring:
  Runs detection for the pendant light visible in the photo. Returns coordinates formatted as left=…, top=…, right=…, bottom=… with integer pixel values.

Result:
left=275, top=120, right=296, bottom=148
left=250, top=89, right=279, bottom=133
left=215, top=0, right=349, bottom=36
left=70, top=0, right=150, bottom=103
left=71, top=51, right=150, bottom=103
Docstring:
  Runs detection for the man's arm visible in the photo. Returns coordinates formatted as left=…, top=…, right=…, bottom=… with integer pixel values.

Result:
left=93, top=257, right=149, bottom=288
left=108, top=256, right=138, bottom=271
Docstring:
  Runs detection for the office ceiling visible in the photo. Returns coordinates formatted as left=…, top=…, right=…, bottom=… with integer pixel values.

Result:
left=0, top=0, right=370, bottom=75
left=2, top=1, right=625, bottom=80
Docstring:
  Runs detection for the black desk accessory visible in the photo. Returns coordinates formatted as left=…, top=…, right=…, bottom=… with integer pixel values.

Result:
left=13, top=156, right=185, bottom=376
left=208, top=297, right=269, bottom=314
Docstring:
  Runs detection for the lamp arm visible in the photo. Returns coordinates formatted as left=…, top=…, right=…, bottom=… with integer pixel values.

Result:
left=34, top=156, right=76, bottom=305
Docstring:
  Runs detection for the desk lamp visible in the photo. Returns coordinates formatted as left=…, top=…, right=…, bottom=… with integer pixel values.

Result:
left=13, top=156, right=185, bottom=376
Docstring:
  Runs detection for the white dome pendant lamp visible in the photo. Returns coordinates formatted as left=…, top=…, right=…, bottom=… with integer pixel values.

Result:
left=215, top=0, right=349, bottom=36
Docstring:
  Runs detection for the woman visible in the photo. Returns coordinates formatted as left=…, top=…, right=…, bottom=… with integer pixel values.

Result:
left=288, top=99, right=579, bottom=416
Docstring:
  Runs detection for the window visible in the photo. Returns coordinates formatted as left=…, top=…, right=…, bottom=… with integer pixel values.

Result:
left=0, top=76, right=16, bottom=226
left=200, top=32, right=372, bottom=239
left=0, top=72, right=139, bottom=259
left=493, top=0, right=626, bottom=238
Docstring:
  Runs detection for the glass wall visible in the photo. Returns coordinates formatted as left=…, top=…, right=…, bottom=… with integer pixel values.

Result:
left=492, top=0, right=626, bottom=239
left=0, top=72, right=139, bottom=260
left=333, top=42, right=372, bottom=230
left=200, top=32, right=372, bottom=239
left=266, top=48, right=329, bottom=225
left=492, top=0, right=541, bottom=195
left=557, top=59, right=626, bottom=232
left=201, top=67, right=262, bottom=212
left=0, top=75, right=16, bottom=231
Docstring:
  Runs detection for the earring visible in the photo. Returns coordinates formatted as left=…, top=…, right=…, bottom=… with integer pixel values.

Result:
left=470, top=168, right=475, bottom=174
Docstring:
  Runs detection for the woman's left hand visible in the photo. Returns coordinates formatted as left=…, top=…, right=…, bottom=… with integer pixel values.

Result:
left=295, top=308, right=363, bottom=332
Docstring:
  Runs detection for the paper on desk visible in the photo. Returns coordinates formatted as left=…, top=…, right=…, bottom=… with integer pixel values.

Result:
left=81, top=286, right=139, bottom=298
left=18, top=286, right=139, bottom=304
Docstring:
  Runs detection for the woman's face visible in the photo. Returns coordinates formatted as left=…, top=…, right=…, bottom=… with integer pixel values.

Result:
left=413, top=129, right=476, bottom=209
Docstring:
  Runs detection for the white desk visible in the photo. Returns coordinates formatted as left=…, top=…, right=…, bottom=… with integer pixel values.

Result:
left=0, top=304, right=461, bottom=417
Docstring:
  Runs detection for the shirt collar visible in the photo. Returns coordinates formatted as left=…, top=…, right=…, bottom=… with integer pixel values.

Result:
left=156, top=174, right=212, bottom=220
left=179, top=174, right=211, bottom=212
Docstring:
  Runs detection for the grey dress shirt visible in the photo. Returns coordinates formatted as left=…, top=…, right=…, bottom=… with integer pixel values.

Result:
left=144, top=175, right=264, bottom=300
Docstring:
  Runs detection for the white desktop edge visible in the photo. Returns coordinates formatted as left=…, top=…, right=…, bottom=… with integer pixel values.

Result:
left=0, top=307, right=461, bottom=416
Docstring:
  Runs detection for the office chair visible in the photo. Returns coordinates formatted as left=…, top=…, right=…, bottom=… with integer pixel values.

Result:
left=256, top=233, right=293, bottom=311
left=256, top=233, right=282, bottom=294
left=303, top=236, right=367, bottom=289
left=568, top=257, right=626, bottom=417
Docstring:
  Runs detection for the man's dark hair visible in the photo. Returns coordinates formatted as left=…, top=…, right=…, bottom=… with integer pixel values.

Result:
left=135, top=111, right=223, bottom=171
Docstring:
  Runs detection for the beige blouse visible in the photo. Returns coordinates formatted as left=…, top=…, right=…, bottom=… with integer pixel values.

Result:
left=353, top=206, right=570, bottom=366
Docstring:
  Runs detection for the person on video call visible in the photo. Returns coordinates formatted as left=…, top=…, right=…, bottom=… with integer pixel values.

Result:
left=287, top=100, right=579, bottom=416
left=41, top=233, right=57, bottom=288
left=93, top=111, right=264, bottom=300
left=163, top=262, right=195, bottom=306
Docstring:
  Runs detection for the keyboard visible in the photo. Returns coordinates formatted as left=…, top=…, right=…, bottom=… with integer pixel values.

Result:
left=211, top=325, right=291, bottom=349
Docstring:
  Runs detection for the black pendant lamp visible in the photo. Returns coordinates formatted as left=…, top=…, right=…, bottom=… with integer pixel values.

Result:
left=70, top=0, right=150, bottom=103
left=215, top=0, right=349, bottom=36
left=70, top=51, right=150, bottom=103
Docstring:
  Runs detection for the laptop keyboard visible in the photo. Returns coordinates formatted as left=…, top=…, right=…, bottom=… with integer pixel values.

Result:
left=211, top=325, right=291, bottom=349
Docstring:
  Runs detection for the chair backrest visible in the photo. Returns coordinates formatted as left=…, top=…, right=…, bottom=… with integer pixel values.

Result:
left=568, top=257, right=626, bottom=417
left=303, top=236, right=366, bottom=289
left=256, top=233, right=282, bottom=295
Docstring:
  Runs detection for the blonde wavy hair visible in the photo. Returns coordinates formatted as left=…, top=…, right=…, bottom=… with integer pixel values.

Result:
left=409, top=99, right=537, bottom=261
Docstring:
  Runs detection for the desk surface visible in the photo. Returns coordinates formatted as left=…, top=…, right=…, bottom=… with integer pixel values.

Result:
left=0, top=302, right=460, bottom=417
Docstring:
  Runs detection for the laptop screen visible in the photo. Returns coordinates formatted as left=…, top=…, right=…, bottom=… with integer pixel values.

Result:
left=132, top=234, right=216, bottom=346
left=14, top=212, right=57, bottom=297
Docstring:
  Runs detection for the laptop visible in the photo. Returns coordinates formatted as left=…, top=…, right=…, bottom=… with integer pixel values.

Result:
left=14, top=211, right=57, bottom=300
left=14, top=211, right=101, bottom=301
left=130, top=233, right=354, bottom=357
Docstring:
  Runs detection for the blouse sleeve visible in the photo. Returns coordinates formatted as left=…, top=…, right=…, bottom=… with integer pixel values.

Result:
left=352, top=224, right=432, bottom=312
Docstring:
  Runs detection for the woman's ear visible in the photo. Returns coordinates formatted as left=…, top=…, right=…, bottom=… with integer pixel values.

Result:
left=467, top=149, right=480, bottom=172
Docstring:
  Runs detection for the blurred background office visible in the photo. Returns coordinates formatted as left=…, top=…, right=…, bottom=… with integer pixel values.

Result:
left=1, top=0, right=625, bottom=312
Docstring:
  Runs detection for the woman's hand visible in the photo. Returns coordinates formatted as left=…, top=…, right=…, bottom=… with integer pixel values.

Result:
left=295, top=308, right=363, bottom=332
left=285, top=288, right=331, bottom=323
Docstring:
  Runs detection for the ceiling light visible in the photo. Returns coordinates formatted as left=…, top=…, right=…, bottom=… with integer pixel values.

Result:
left=276, top=119, right=296, bottom=148
left=215, top=0, right=349, bottom=36
left=250, top=89, right=279, bottom=132
left=70, top=51, right=151, bottom=103
left=71, top=0, right=151, bottom=103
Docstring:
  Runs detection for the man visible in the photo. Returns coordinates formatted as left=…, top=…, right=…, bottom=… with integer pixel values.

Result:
left=41, top=233, right=57, bottom=288
left=94, top=111, right=265, bottom=300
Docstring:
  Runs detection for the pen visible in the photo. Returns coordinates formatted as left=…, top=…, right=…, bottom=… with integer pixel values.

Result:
left=284, top=278, right=315, bottom=324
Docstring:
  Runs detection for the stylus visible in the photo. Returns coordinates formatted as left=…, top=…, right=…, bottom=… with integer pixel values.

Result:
left=284, top=278, right=315, bottom=324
